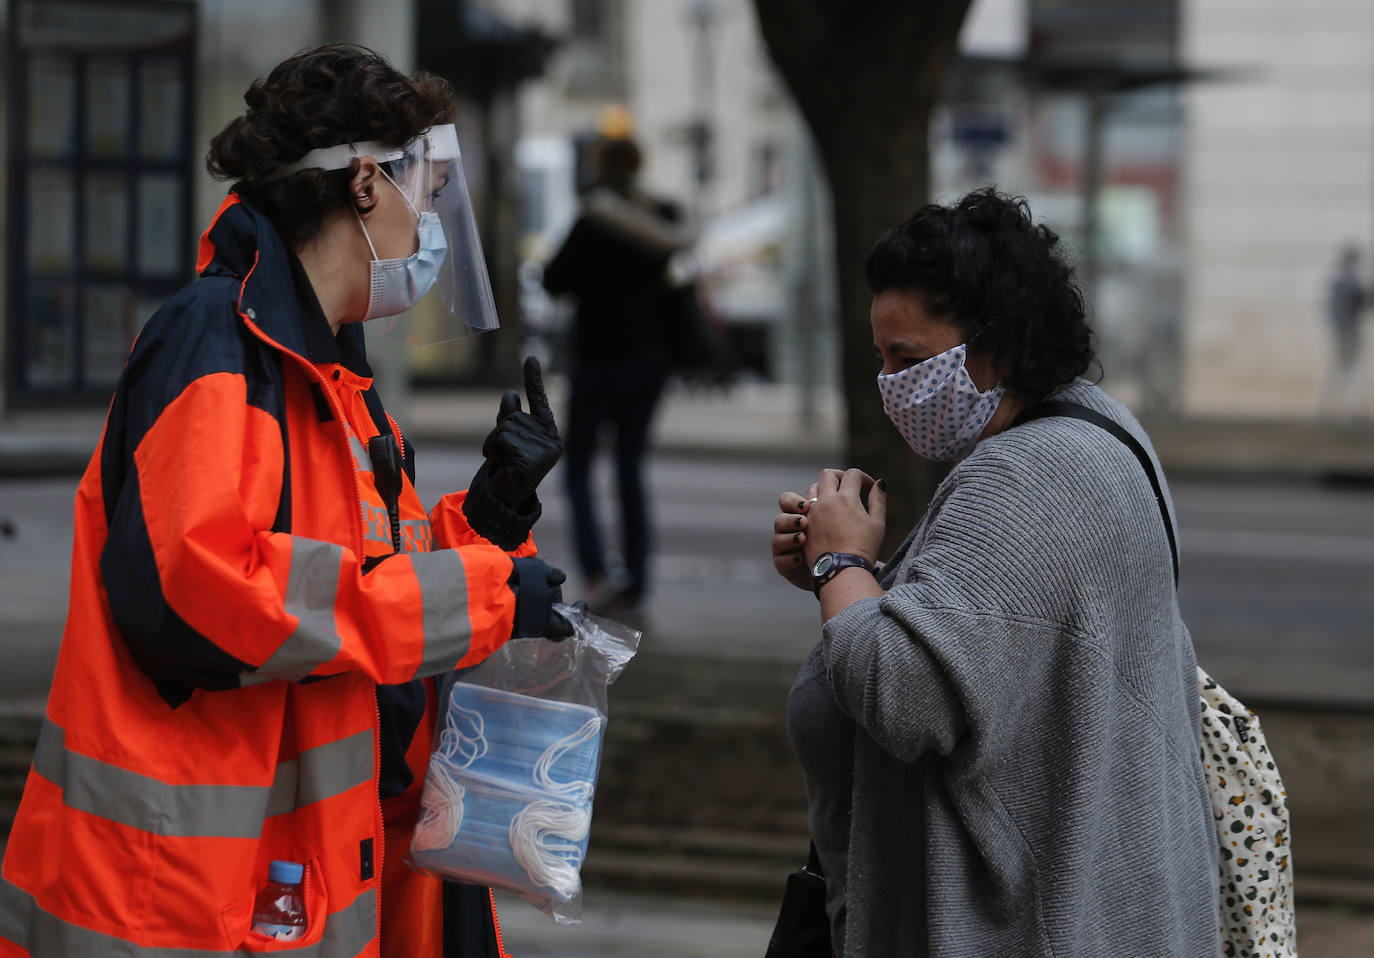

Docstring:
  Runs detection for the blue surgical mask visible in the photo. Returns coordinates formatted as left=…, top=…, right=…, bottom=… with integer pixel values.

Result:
left=356, top=173, right=449, bottom=321
left=410, top=684, right=604, bottom=902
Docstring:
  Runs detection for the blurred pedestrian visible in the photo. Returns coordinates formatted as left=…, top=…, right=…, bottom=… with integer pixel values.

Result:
left=542, top=129, right=695, bottom=615
left=1320, top=243, right=1369, bottom=417
left=769, top=188, right=1218, bottom=956
left=0, top=44, right=568, bottom=958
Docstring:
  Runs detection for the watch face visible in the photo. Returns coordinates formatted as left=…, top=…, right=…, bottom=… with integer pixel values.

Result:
left=812, top=553, right=835, bottom=578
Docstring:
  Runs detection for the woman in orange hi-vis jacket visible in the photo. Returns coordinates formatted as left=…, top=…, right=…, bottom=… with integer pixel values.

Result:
left=0, top=44, right=570, bottom=957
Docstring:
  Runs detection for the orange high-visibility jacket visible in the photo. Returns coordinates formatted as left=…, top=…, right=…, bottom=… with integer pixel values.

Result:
left=0, top=196, right=523, bottom=957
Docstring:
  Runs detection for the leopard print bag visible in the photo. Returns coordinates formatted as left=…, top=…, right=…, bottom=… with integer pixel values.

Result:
left=1198, top=670, right=1297, bottom=958
left=1014, top=403, right=1298, bottom=957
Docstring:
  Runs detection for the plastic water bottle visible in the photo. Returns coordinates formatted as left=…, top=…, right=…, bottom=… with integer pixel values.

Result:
left=251, top=860, right=307, bottom=941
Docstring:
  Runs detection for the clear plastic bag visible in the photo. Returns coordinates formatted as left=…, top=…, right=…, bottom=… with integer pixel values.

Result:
left=408, top=604, right=641, bottom=923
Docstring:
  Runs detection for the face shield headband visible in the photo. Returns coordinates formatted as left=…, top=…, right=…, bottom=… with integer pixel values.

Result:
left=276, top=124, right=499, bottom=344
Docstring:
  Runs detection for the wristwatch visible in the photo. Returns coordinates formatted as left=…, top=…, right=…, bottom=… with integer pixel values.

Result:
left=810, top=551, right=872, bottom=596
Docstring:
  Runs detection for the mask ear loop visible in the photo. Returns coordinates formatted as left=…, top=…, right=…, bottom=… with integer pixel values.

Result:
left=380, top=166, right=424, bottom=222
left=963, top=322, right=993, bottom=349
left=509, top=799, right=592, bottom=901
left=353, top=165, right=425, bottom=262
left=413, top=702, right=489, bottom=852
left=438, top=703, right=488, bottom=768
left=507, top=714, right=602, bottom=898
left=531, top=716, right=601, bottom=803
left=353, top=207, right=382, bottom=262
left=413, top=754, right=467, bottom=852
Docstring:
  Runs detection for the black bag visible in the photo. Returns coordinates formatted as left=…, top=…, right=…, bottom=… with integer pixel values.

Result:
left=764, top=842, right=831, bottom=958
left=663, top=279, right=730, bottom=378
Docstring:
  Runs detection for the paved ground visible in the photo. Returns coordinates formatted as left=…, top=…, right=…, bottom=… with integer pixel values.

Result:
left=492, top=889, right=1374, bottom=958
left=491, top=890, right=778, bottom=958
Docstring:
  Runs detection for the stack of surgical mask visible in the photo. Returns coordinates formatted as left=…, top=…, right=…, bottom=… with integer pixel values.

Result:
left=409, top=605, right=640, bottom=923
left=411, top=683, right=605, bottom=905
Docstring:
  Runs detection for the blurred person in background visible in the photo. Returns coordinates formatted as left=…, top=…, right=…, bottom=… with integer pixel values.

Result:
left=769, top=188, right=1218, bottom=956
left=1321, top=243, right=1369, bottom=418
left=542, top=126, right=696, bottom=617
left=0, top=44, right=568, bottom=958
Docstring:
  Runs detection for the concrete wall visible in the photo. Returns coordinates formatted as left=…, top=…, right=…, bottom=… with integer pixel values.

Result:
left=1182, top=0, right=1374, bottom=418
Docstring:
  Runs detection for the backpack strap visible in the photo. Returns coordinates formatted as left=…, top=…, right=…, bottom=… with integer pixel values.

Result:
left=1012, top=400, right=1178, bottom=586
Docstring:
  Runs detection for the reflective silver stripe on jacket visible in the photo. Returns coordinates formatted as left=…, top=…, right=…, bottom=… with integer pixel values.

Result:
left=348, top=432, right=371, bottom=474
left=248, top=538, right=345, bottom=684
left=399, top=518, right=432, bottom=552
left=31, top=720, right=372, bottom=838
left=410, top=548, right=473, bottom=679
left=264, top=730, right=375, bottom=818
left=0, top=876, right=376, bottom=957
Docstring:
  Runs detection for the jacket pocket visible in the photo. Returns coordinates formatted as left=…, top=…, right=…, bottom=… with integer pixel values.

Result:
left=221, top=856, right=330, bottom=951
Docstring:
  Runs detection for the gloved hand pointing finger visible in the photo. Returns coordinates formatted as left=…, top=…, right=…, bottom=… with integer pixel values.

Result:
left=484, top=356, right=563, bottom=507
left=463, top=357, right=564, bottom=551
left=521, top=353, right=559, bottom=433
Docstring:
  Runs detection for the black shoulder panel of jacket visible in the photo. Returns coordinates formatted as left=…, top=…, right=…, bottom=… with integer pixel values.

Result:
left=99, top=279, right=288, bottom=528
left=96, top=273, right=295, bottom=705
left=100, top=466, right=254, bottom=708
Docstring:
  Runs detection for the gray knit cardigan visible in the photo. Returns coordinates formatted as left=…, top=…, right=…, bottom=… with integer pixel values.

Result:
left=822, top=380, right=1220, bottom=957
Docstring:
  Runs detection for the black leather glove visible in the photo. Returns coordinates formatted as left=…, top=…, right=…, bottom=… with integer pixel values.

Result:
left=508, top=557, right=580, bottom=641
left=486, top=356, right=562, bottom=506
left=463, top=356, right=563, bottom=551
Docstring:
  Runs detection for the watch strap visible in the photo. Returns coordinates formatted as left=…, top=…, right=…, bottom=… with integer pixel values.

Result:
left=811, top=552, right=872, bottom=596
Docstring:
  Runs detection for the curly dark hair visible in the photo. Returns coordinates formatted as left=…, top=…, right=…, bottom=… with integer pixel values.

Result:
left=207, top=44, right=455, bottom=250
left=865, top=187, right=1097, bottom=401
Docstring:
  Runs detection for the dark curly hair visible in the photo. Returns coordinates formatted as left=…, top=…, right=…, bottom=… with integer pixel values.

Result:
left=207, top=44, right=455, bottom=250
left=865, top=187, right=1097, bottom=401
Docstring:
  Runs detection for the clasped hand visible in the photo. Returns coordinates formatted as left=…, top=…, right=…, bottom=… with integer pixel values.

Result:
left=771, top=468, right=887, bottom=592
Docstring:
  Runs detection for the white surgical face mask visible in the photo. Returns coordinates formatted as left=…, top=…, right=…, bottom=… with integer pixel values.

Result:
left=877, top=343, right=1005, bottom=461
left=356, top=172, right=449, bottom=321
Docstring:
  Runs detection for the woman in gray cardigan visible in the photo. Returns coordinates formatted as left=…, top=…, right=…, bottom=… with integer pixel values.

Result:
left=771, top=188, right=1219, bottom=957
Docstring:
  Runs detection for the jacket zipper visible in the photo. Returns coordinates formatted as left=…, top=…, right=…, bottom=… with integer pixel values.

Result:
left=301, top=862, right=315, bottom=938
left=488, top=887, right=510, bottom=958
left=384, top=411, right=405, bottom=458
left=239, top=307, right=382, bottom=947
left=238, top=310, right=368, bottom=558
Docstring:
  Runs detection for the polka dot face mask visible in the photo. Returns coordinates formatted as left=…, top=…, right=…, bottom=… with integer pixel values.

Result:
left=876, top=343, right=1006, bottom=461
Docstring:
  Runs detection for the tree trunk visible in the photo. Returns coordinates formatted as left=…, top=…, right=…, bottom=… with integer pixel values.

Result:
left=753, top=0, right=971, bottom=554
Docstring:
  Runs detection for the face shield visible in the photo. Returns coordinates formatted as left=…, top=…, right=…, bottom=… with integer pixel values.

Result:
left=277, top=124, right=499, bottom=344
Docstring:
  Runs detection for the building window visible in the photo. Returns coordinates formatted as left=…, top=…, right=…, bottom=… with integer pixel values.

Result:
left=6, top=0, right=196, bottom=407
left=565, top=0, right=624, bottom=98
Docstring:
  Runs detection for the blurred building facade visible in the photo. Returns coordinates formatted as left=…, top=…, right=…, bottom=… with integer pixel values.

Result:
left=493, top=0, right=822, bottom=386
left=0, top=0, right=418, bottom=416
left=503, top=0, right=1374, bottom=421
left=501, top=0, right=1189, bottom=405
left=2, top=0, right=1371, bottom=421
left=1182, top=0, right=1374, bottom=417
